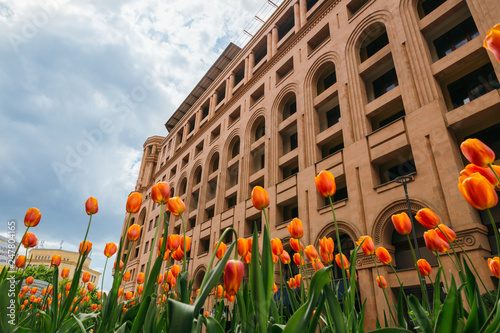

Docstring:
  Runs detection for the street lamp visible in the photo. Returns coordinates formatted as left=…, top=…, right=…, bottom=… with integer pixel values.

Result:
left=395, top=175, right=429, bottom=296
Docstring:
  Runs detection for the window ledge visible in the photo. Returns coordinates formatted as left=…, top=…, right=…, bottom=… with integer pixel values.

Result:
left=198, top=251, right=209, bottom=259
left=276, top=69, right=294, bottom=88
left=373, top=172, right=416, bottom=194
left=318, top=199, right=348, bottom=214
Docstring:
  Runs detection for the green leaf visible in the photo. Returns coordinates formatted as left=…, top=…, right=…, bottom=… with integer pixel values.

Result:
left=369, top=329, right=413, bottom=333
left=168, top=299, right=195, bottom=332
left=130, top=295, right=151, bottom=333
left=435, top=276, right=458, bottom=333
left=180, top=271, right=190, bottom=304
left=307, top=294, right=326, bottom=333
left=396, top=288, right=407, bottom=329
left=324, top=284, right=346, bottom=333
left=0, top=278, right=13, bottom=333
left=205, top=316, right=225, bottom=333
left=143, top=296, right=157, bottom=333
left=271, top=324, right=285, bottom=333
left=250, top=223, right=267, bottom=333
left=407, top=295, right=432, bottom=333
left=193, top=242, right=236, bottom=314
left=463, top=258, right=487, bottom=326
left=484, top=300, right=500, bottom=333
left=433, top=267, right=442, bottom=322
left=236, top=289, right=247, bottom=333
left=464, top=296, right=479, bottom=333
left=262, top=224, right=274, bottom=314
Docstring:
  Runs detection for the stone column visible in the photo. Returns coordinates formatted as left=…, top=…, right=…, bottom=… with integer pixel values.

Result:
left=228, top=73, right=235, bottom=99
left=299, top=0, right=307, bottom=28
left=271, top=26, right=278, bottom=56
left=294, top=1, right=301, bottom=32
left=267, top=32, right=273, bottom=61
left=248, top=52, right=255, bottom=80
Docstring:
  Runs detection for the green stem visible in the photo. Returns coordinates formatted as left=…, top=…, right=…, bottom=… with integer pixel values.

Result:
left=488, top=164, right=500, bottom=185
left=101, top=258, right=108, bottom=291
left=435, top=252, right=448, bottom=292
left=389, top=263, right=404, bottom=289
left=146, top=205, right=162, bottom=282
left=436, top=225, right=464, bottom=274
left=329, top=196, right=348, bottom=302
left=263, top=208, right=270, bottom=233
left=279, top=261, right=283, bottom=322
left=372, top=255, right=396, bottom=325
left=299, top=252, right=305, bottom=304
left=13, top=227, right=29, bottom=265
left=406, top=234, right=431, bottom=311
left=180, top=212, right=187, bottom=272
left=454, top=240, right=489, bottom=292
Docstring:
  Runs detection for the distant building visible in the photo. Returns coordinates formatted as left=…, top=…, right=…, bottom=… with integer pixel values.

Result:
left=0, top=234, right=18, bottom=271
left=27, top=248, right=101, bottom=286
left=119, top=0, right=500, bottom=329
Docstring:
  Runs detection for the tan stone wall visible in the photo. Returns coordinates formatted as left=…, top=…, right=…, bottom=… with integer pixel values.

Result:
left=119, top=0, right=500, bottom=329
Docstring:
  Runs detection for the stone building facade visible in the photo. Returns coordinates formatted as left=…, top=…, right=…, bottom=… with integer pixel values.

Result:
left=28, top=248, right=101, bottom=286
left=119, top=0, right=500, bottom=328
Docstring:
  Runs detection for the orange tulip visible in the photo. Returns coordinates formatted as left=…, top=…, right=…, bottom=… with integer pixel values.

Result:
left=391, top=212, right=412, bottom=235
left=271, top=238, right=283, bottom=256
left=157, top=274, right=164, bottom=284
left=163, top=249, right=171, bottom=261
left=375, top=247, right=392, bottom=265
left=458, top=172, right=498, bottom=210
left=214, top=285, right=224, bottom=298
left=320, top=249, right=333, bottom=263
left=294, top=274, right=302, bottom=289
left=125, top=292, right=133, bottom=300
left=356, top=236, right=375, bottom=256
left=171, top=265, right=181, bottom=277
left=22, top=232, right=38, bottom=248
left=24, top=208, right=41, bottom=227
left=251, top=186, right=270, bottom=210
left=126, top=192, right=143, bottom=213
left=376, top=276, right=387, bottom=289
left=51, top=255, right=61, bottom=267
left=15, top=255, right=26, bottom=268
left=424, top=229, right=450, bottom=253
left=82, top=272, right=91, bottom=283
left=417, top=259, right=432, bottom=276
left=215, top=241, right=227, bottom=259
left=280, top=250, right=291, bottom=264
left=167, top=235, right=180, bottom=251
left=293, top=253, right=304, bottom=266
left=172, top=247, right=184, bottom=261
left=180, top=236, right=191, bottom=252
left=224, top=260, right=245, bottom=296
left=315, top=170, right=336, bottom=198
left=415, top=208, right=440, bottom=229
left=272, top=253, right=279, bottom=263
left=166, top=271, right=176, bottom=286
left=290, top=238, right=304, bottom=253
left=123, top=271, right=131, bottom=281
left=272, top=283, right=278, bottom=294
left=79, top=241, right=92, bottom=255
left=91, top=304, right=98, bottom=311
left=319, top=237, right=334, bottom=255
left=460, top=138, right=496, bottom=167
left=243, top=252, right=251, bottom=264
left=65, top=283, right=71, bottom=291
left=461, top=164, right=499, bottom=187
left=304, top=245, right=319, bottom=262
left=167, top=197, right=186, bottom=216
left=204, top=311, right=210, bottom=317
left=312, top=260, right=325, bottom=271
left=127, top=224, right=141, bottom=242
left=237, top=238, right=248, bottom=257
left=114, top=260, right=124, bottom=271
left=151, top=182, right=171, bottom=204
left=85, top=197, right=98, bottom=215
left=87, top=282, right=94, bottom=291
left=26, top=276, right=34, bottom=285
left=287, top=278, right=295, bottom=289
left=137, top=285, right=144, bottom=294
left=335, top=253, right=349, bottom=269
left=484, top=24, right=500, bottom=62
left=137, top=272, right=145, bottom=284
left=488, top=257, right=500, bottom=278
left=247, top=239, right=253, bottom=253
left=435, top=224, right=456, bottom=243
left=61, top=268, right=70, bottom=278
left=104, top=243, right=117, bottom=258
left=287, top=218, right=303, bottom=239
left=42, top=288, right=47, bottom=296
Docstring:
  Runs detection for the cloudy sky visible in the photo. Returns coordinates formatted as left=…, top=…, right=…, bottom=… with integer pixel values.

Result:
left=0, top=0, right=278, bottom=290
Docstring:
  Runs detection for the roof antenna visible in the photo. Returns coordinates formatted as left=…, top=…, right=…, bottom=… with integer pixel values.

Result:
left=60, top=240, right=64, bottom=250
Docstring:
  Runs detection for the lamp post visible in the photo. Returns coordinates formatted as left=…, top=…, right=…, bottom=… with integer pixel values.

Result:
left=395, top=175, right=429, bottom=296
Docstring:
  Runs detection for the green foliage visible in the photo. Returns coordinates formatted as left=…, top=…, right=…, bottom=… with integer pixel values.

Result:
left=13, top=265, right=54, bottom=283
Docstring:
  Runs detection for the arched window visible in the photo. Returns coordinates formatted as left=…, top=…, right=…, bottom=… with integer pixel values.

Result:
left=194, top=166, right=202, bottom=185
left=254, top=119, right=266, bottom=142
left=392, top=222, right=438, bottom=270
left=211, top=153, right=220, bottom=173
left=359, top=25, right=389, bottom=63
left=231, top=138, right=240, bottom=159
left=282, top=95, right=297, bottom=121
left=316, top=63, right=337, bottom=96
left=331, top=233, right=355, bottom=279
left=179, top=178, right=187, bottom=196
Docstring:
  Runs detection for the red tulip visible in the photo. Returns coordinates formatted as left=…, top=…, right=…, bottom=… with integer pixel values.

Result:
left=458, top=172, right=498, bottom=210
left=460, top=164, right=499, bottom=187
left=315, top=170, right=336, bottom=198
left=287, top=218, right=303, bottom=239
left=26, top=276, right=34, bottom=285
left=224, top=260, right=245, bottom=296
left=375, top=247, right=392, bottom=265
left=460, top=138, right=495, bottom=167
left=127, top=224, right=141, bottom=242
left=415, top=208, right=440, bottom=229
left=126, top=192, right=143, bottom=213
left=391, top=212, right=412, bottom=235
left=151, top=182, right=171, bottom=204
left=137, top=285, right=143, bottom=294
left=484, top=24, right=500, bottom=62
left=22, top=232, right=38, bottom=249
left=167, top=235, right=180, bottom=251
left=172, top=247, right=184, bottom=261
left=356, top=236, right=375, bottom=255
left=87, top=282, right=94, bottom=291
left=24, top=208, right=41, bottom=227
left=417, top=259, right=432, bottom=276
left=167, top=197, right=186, bottom=216
left=251, top=186, right=270, bottom=210
left=424, top=229, right=450, bottom=253
left=104, top=243, right=117, bottom=258
left=85, top=197, right=98, bottom=215
left=293, top=253, right=304, bottom=266
left=180, top=236, right=191, bottom=252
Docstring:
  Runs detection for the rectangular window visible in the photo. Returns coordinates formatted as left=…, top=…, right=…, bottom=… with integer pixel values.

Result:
left=144, top=241, right=149, bottom=254
left=378, top=153, right=416, bottom=184
left=365, top=32, right=389, bottom=59
left=188, top=118, right=196, bottom=133
left=199, top=237, right=210, bottom=255
left=326, top=105, right=341, bottom=128
left=447, top=63, right=500, bottom=109
left=373, top=68, right=399, bottom=99
left=206, top=207, right=215, bottom=220
left=226, top=195, right=237, bottom=209
left=433, top=17, right=479, bottom=59
left=290, top=133, right=298, bottom=151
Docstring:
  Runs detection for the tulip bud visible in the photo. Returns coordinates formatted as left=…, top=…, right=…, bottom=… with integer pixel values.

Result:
left=137, top=285, right=144, bottom=294
left=375, top=247, right=392, bottom=265
left=214, top=241, right=227, bottom=259
left=488, top=257, right=499, bottom=278
left=79, top=241, right=92, bottom=255
left=24, top=208, right=41, bottom=227
left=356, top=236, right=375, bottom=255
left=51, top=255, right=61, bottom=267
left=15, top=255, right=26, bottom=268
left=180, top=236, right=191, bottom=252
left=22, top=232, right=38, bottom=249
left=272, top=283, right=278, bottom=294
left=114, top=260, right=124, bottom=271
left=458, top=172, right=498, bottom=210
left=391, top=212, right=412, bottom=235
left=417, top=259, right=432, bottom=276
left=65, top=283, right=71, bottom=291
left=61, top=268, right=70, bottom=278
left=251, top=186, right=270, bottom=210
left=293, top=253, right=304, bottom=266
left=461, top=164, right=499, bottom=187
left=125, top=291, right=133, bottom=300
left=82, top=272, right=91, bottom=283
left=335, top=253, right=349, bottom=269
left=118, top=288, right=124, bottom=297
left=315, top=170, right=336, bottom=198
left=126, top=192, right=143, bottom=213
left=167, top=197, right=186, bottom=216
left=460, top=138, right=496, bottom=168
left=85, top=197, right=98, bottom=215
left=26, top=276, right=34, bottom=285
left=484, top=24, right=500, bottom=62
left=312, top=260, right=325, bottom=271
left=170, top=265, right=181, bottom=278
left=287, top=218, right=303, bottom=239
left=243, top=252, right=251, bottom=264
left=376, top=276, right=387, bottom=289
left=87, top=282, right=94, bottom=291
left=290, top=238, right=304, bottom=253
left=415, top=208, right=440, bottom=229
left=435, top=224, right=456, bottom=243
left=214, top=285, right=224, bottom=298
left=151, top=182, right=171, bottom=204
left=271, top=238, right=283, bottom=256
left=319, top=237, right=334, bottom=255
left=280, top=250, right=291, bottom=265
left=127, top=224, right=141, bottom=242
left=237, top=238, right=249, bottom=257
left=137, top=272, right=145, bottom=284
left=104, top=242, right=118, bottom=258
left=424, top=229, right=450, bottom=253
left=304, top=245, right=319, bottom=262
left=123, top=271, right=131, bottom=281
